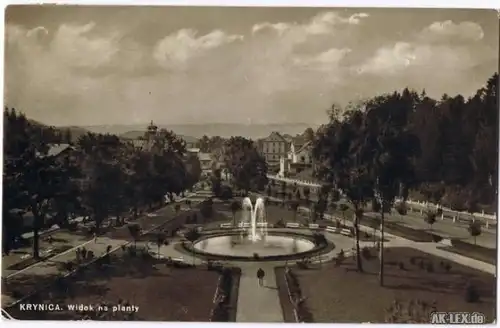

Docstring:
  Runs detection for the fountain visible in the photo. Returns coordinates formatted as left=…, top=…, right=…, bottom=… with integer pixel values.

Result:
left=188, top=196, right=330, bottom=260
left=241, top=197, right=268, bottom=242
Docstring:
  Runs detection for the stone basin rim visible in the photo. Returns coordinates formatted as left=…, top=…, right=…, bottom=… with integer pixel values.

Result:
left=180, top=231, right=335, bottom=262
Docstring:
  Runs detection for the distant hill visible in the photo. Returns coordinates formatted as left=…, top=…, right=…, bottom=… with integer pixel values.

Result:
left=25, top=120, right=90, bottom=144
left=77, top=123, right=318, bottom=140
left=119, top=130, right=145, bottom=140
left=57, top=126, right=91, bottom=143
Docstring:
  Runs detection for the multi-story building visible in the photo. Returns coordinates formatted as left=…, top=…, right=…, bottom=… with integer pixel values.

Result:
left=288, top=138, right=313, bottom=164
left=258, top=131, right=289, bottom=167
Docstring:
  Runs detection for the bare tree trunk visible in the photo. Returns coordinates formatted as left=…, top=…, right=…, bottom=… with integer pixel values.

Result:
left=379, top=209, right=385, bottom=287
left=354, top=211, right=363, bottom=272
left=32, top=215, right=41, bottom=259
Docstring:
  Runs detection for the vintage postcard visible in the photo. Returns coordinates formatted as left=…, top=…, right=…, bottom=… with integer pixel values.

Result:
left=2, top=4, right=498, bottom=323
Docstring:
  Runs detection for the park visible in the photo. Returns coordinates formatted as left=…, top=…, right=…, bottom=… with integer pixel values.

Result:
left=2, top=6, right=498, bottom=321
left=1, top=177, right=496, bottom=322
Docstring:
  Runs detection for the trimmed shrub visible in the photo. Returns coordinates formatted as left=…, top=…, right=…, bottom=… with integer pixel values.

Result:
left=465, top=283, right=480, bottom=303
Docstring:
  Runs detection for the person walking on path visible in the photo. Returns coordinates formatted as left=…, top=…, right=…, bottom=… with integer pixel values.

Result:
left=257, top=268, right=265, bottom=287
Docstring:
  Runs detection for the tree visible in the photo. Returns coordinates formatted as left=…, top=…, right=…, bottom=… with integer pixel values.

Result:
left=266, top=185, right=272, bottom=197
left=361, top=92, right=420, bottom=287
left=395, top=201, right=408, bottom=221
left=156, top=232, right=167, bottom=260
left=127, top=224, right=141, bottom=247
left=281, top=182, right=287, bottom=200
left=290, top=200, right=300, bottom=223
left=184, top=228, right=201, bottom=265
left=17, top=150, right=80, bottom=258
left=78, top=133, right=130, bottom=232
left=223, top=137, right=268, bottom=194
left=211, top=169, right=222, bottom=196
left=313, top=109, right=374, bottom=273
left=424, top=212, right=437, bottom=231
left=338, top=204, right=349, bottom=226
left=199, top=135, right=211, bottom=152
left=467, top=221, right=482, bottom=245
left=2, top=109, right=82, bottom=257
left=230, top=200, right=241, bottom=227
left=303, top=127, right=315, bottom=143
left=184, top=153, right=202, bottom=191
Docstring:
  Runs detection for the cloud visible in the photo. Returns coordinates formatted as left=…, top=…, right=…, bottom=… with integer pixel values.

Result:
left=418, top=20, right=485, bottom=42
left=153, top=29, right=243, bottom=68
left=356, top=19, right=489, bottom=78
left=251, top=11, right=369, bottom=39
left=294, top=48, right=352, bottom=68
left=251, top=22, right=291, bottom=35
left=4, top=9, right=496, bottom=128
left=51, top=23, right=121, bottom=69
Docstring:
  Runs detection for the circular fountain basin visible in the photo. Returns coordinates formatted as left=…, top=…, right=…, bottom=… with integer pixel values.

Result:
left=185, top=231, right=331, bottom=261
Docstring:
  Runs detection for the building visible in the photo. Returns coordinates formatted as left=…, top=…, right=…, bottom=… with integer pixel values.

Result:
left=198, top=152, right=212, bottom=175
left=258, top=131, right=289, bottom=167
left=288, top=140, right=313, bottom=164
left=37, top=143, right=75, bottom=160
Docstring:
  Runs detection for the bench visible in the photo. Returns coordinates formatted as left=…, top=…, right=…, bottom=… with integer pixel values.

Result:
left=308, top=223, right=320, bottom=229
left=220, top=223, right=232, bottom=229
left=286, top=222, right=300, bottom=228
left=325, top=226, right=337, bottom=233
left=238, top=222, right=251, bottom=228
left=439, top=238, right=452, bottom=246
left=256, top=222, right=269, bottom=228
left=340, top=228, right=352, bottom=237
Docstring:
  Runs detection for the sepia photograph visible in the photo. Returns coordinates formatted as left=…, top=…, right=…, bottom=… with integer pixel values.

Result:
left=1, top=4, right=499, bottom=323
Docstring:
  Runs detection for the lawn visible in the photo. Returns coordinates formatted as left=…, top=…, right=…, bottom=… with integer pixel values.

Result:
left=7, top=250, right=222, bottom=321
left=277, top=247, right=496, bottom=323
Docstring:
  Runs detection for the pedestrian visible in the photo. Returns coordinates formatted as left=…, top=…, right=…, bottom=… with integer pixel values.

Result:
left=93, top=232, right=98, bottom=243
left=257, top=268, right=265, bottom=287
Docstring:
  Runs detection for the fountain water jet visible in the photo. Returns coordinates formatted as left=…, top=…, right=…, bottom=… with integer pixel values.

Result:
left=242, top=197, right=268, bottom=242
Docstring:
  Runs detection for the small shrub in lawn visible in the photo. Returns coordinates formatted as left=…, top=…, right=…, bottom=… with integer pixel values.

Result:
left=253, top=253, right=259, bottom=260
left=12, top=290, right=23, bottom=299
left=465, top=283, right=480, bottom=303
left=141, top=249, right=151, bottom=260
left=409, top=257, right=416, bottom=265
left=297, top=261, right=309, bottom=270
left=128, top=246, right=137, bottom=257
left=398, top=262, right=405, bottom=270
left=361, top=247, right=372, bottom=260
left=444, top=263, right=452, bottom=273
left=426, top=262, right=434, bottom=273
left=106, top=245, right=112, bottom=253
left=418, top=260, right=425, bottom=270
left=87, top=251, right=94, bottom=260
left=335, top=249, right=346, bottom=266
left=121, top=244, right=126, bottom=252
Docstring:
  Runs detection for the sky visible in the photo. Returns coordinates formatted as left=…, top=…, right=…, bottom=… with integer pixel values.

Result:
left=4, top=6, right=499, bottom=126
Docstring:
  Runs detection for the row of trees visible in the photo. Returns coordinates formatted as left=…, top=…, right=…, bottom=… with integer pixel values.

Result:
left=312, top=73, right=498, bottom=286
left=3, top=112, right=201, bottom=257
